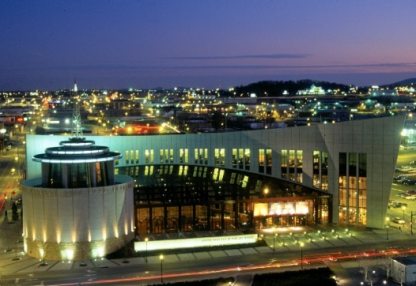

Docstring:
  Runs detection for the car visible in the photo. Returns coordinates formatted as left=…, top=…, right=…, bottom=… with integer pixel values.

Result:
left=402, top=179, right=416, bottom=185
left=394, top=175, right=408, bottom=183
left=390, top=201, right=408, bottom=208
left=391, top=217, right=406, bottom=224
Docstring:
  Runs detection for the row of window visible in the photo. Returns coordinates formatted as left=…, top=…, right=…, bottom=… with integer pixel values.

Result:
left=122, top=148, right=335, bottom=186
left=281, top=150, right=303, bottom=183
left=121, top=165, right=251, bottom=190
left=339, top=152, right=367, bottom=225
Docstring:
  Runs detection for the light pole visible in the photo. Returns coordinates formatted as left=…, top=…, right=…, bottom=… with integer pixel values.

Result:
left=370, top=270, right=376, bottom=286
left=159, top=254, right=164, bottom=284
left=145, top=237, right=149, bottom=263
left=402, top=205, right=407, bottom=220
left=385, top=217, right=390, bottom=241
left=299, top=241, right=304, bottom=270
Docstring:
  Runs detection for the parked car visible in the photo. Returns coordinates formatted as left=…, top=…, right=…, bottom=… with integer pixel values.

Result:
left=390, top=201, right=408, bottom=208
left=402, top=179, right=416, bottom=185
left=394, top=175, right=408, bottom=183
left=391, top=217, right=406, bottom=224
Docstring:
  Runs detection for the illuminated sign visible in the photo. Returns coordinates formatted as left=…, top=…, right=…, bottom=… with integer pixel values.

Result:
left=253, top=201, right=310, bottom=217
left=134, top=234, right=258, bottom=252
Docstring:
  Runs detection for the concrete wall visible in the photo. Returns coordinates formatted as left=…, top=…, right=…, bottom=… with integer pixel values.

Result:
left=22, top=175, right=134, bottom=260
left=25, top=116, right=404, bottom=228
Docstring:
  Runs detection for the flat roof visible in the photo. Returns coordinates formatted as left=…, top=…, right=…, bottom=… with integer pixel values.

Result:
left=393, top=256, right=416, bottom=265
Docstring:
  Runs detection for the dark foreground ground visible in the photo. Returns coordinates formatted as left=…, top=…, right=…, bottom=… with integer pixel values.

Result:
left=148, top=267, right=336, bottom=286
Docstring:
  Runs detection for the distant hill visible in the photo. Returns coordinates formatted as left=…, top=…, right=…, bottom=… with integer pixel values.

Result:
left=233, top=79, right=351, bottom=97
left=383, top=78, right=416, bottom=87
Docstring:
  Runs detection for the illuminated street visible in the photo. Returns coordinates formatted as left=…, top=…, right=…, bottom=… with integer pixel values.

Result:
left=0, top=221, right=415, bottom=285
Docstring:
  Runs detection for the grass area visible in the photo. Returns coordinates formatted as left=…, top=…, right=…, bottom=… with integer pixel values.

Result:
left=396, top=149, right=416, bottom=165
left=252, top=267, right=337, bottom=286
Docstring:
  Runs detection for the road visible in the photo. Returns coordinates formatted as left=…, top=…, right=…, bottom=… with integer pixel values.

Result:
left=1, top=235, right=416, bottom=286
left=0, top=146, right=23, bottom=219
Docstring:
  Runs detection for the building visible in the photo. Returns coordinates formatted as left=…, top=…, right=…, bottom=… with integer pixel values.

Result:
left=390, top=256, right=416, bottom=284
left=22, top=137, right=135, bottom=260
left=25, top=115, right=404, bottom=235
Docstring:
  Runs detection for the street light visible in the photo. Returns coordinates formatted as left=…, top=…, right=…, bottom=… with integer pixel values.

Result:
left=402, top=205, right=407, bottom=220
left=159, top=254, right=164, bottom=284
left=385, top=217, right=390, bottom=241
left=145, top=237, right=149, bottom=263
left=370, top=270, right=376, bottom=286
left=299, top=241, right=304, bottom=270
left=273, top=233, right=278, bottom=253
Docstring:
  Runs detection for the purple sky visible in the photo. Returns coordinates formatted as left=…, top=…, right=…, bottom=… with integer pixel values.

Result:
left=1, top=0, right=416, bottom=90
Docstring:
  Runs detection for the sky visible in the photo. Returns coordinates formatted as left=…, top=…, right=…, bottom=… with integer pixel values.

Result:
left=1, top=0, right=416, bottom=90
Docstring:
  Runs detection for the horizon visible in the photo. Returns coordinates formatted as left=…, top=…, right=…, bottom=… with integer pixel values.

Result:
left=1, top=76, right=415, bottom=92
left=1, top=0, right=416, bottom=90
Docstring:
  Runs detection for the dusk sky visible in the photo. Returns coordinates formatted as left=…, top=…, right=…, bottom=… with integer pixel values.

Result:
left=1, top=0, right=416, bottom=90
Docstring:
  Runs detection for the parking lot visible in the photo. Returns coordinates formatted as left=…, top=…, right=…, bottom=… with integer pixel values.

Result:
left=387, top=148, right=416, bottom=233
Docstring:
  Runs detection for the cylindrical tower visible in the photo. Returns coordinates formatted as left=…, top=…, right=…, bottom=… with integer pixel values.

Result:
left=22, top=137, right=135, bottom=261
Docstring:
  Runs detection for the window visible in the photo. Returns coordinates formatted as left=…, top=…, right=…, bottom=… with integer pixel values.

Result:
left=179, top=148, right=188, bottom=164
left=232, top=149, right=238, bottom=168
left=296, top=150, right=303, bottom=183
left=238, top=148, right=244, bottom=169
left=144, top=165, right=154, bottom=176
left=313, top=151, right=328, bottom=190
left=258, top=149, right=265, bottom=173
left=244, top=149, right=250, bottom=170
left=241, top=175, right=249, bottom=188
left=281, top=150, right=288, bottom=178
left=338, top=152, right=367, bottom=225
left=145, top=149, right=154, bottom=164
left=214, top=148, right=225, bottom=166
left=135, top=150, right=139, bottom=164
left=281, top=149, right=302, bottom=182
left=194, top=148, right=208, bottom=165
left=169, top=149, right=174, bottom=164
left=232, top=148, right=251, bottom=170
left=265, top=149, right=272, bottom=175
left=159, top=149, right=174, bottom=164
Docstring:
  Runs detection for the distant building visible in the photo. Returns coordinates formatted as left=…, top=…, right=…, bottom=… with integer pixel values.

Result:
left=369, top=86, right=398, bottom=96
left=296, top=85, right=326, bottom=96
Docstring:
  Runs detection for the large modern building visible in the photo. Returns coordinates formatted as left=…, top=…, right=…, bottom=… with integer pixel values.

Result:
left=22, top=137, right=135, bottom=260
left=25, top=115, right=404, bottom=244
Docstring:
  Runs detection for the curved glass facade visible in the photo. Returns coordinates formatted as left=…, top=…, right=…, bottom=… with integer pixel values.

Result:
left=118, top=165, right=332, bottom=237
left=42, top=161, right=114, bottom=188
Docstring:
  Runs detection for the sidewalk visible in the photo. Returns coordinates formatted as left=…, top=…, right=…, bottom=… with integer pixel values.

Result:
left=0, top=224, right=413, bottom=278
